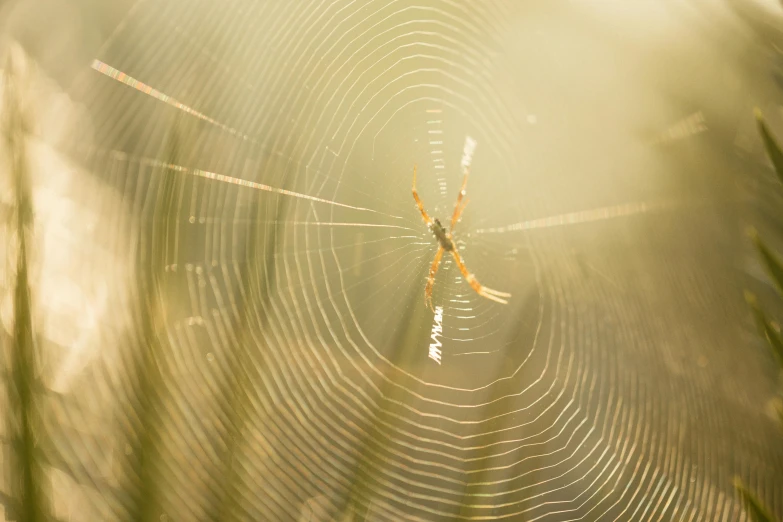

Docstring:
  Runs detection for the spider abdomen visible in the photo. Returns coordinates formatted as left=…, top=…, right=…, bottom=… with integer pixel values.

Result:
left=430, top=218, right=455, bottom=251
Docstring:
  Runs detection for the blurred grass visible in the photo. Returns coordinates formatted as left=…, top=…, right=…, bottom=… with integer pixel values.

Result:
left=735, top=477, right=777, bottom=522
left=739, top=109, right=783, bottom=522
left=2, top=47, right=52, bottom=522
left=210, top=167, right=290, bottom=521
left=118, top=112, right=181, bottom=522
left=0, top=41, right=298, bottom=520
left=336, top=275, right=433, bottom=520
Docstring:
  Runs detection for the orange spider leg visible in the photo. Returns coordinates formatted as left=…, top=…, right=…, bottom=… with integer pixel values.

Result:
left=450, top=197, right=469, bottom=231
left=450, top=169, right=470, bottom=231
left=449, top=249, right=511, bottom=304
left=424, top=246, right=445, bottom=311
left=412, top=164, right=433, bottom=226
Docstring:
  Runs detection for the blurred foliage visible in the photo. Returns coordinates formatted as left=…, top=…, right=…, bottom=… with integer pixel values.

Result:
left=740, top=110, right=783, bottom=522
left=2, top=47, right=53, bottom=522
left=119, top=112, right=179, bottom=522
left=735, top=477, right=778, bottom=522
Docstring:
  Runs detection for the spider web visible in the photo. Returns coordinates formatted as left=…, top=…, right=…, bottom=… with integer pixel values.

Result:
left=3, top=0, right=783, bottom=521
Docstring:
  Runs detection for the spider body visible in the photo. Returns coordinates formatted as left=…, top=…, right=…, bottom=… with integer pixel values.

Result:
left=430, top=218, right=455, bottom=252
left=412, top=164, right=511, bottom=311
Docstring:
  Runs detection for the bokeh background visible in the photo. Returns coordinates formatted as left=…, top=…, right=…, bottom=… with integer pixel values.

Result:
left=2, top=0, right=783, bottom=520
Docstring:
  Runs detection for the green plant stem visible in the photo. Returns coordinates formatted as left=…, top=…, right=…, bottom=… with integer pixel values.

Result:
left=4, top=46, right=50, bottom=522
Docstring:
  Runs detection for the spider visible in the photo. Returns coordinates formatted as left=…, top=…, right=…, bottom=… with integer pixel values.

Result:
left=412, top=164, right=511, bottom=311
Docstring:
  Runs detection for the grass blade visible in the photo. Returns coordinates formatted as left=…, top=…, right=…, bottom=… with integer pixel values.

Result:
left=755, top=109, right=783, bottom=183
left=121, top=115, right=181, bottom=522
left=3, top=44, right=52, bottom=522
left=734, top=477, right=778, bottom=522
left=747, top=227, right=783, bottom=299
left=744, top=291, right=783, bottom=368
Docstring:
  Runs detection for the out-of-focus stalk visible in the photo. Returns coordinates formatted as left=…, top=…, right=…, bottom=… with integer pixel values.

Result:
left=121, top=114, right=179, bottom=522
left=210, top=188, right=288, bottom=521
left=2, top=45, right=52, bottom=522
left=739, top=111, right=783, bottom=522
